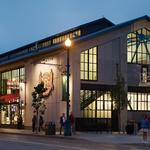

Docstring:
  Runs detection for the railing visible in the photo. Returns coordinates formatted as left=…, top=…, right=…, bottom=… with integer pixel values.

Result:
left=75, top=118, right=112, bottom=131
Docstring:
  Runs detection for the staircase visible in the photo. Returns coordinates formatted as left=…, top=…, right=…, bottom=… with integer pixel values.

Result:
left=80, top=91, right=105, bottom=110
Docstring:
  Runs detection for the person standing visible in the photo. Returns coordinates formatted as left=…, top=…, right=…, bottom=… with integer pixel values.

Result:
left=69, top=112, right=75, bottom=134
left=140, top=115, right=149, bottom=143
left=39, top=115, right=44, bottom=132
left=60, top=113, right=65, bottom=135
left=32, top=115, right=37, bottom=132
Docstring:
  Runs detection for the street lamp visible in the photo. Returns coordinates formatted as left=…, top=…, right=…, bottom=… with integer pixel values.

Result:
left=64, top=38, right=72, bottom=136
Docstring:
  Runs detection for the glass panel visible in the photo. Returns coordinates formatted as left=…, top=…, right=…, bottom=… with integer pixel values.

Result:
left=85, top=72, right=88, bottom=80
left=93, top=55, right=97, bottom=63
left=142, top=28, right=147, bottom=35
left=85, top=63, right=88, bottom=71
left=89, top=64, right=92, bottom=71
left=107, top=111, right=111, bottom=118
left=80, top=54, right=84, bottom=62
left=142, top=43, right=147, bottom=53
left=97, top=111, right=101, bottom=118
left=148, top=102, right=150, bottom=110
left=89, top=48, right=93, bottom=54
left=80, top=63, right=84, bottom=70
left=89, top=55, right=92, bottom=63
left=89, top=72, right=92, bottom=80
left=93, top=47, right=97, bottom=54
left=93, top=72, right=97, bottom=80
left=93, top=64, right=96, bottom=71
left=97, top=101, right=103, bottom=110
left=85, top=54, right=88, bottom=62
left=128, top=52, right=132, bottom=62
left=80, top=72, right=84, bottom=79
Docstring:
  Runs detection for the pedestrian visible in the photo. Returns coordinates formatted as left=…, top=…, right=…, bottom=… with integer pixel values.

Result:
left=39, top=115, right=44, bottom=132
left=17, top=114, right=23, bottom=129
left=60, top=113, right=65, bottom=135
left=69, top=112, right=75, bottom=134
left=140, top=115, right=149, bottom=143
left=32, top=114, right=37, bottom=132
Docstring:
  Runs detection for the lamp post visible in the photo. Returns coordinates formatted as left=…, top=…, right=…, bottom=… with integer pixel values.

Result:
left=64, top=38, right=71, bottom=136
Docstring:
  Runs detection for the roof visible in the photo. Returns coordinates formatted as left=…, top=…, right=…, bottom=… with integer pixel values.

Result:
left=0, top=15, right=149, bottom=65
left=75, top=15, right=150, bottom=43
left=0, top=17, right=114, bottom=55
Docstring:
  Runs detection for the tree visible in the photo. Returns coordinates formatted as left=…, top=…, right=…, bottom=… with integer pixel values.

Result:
left=32, top=81, right=47, bottom=132
left=111, top=73, right=127, bottom=132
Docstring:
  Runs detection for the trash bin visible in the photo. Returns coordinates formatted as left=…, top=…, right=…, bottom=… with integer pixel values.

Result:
left=126, top=121, right=134, bottom=135
left=45, top=122, right=56, bottom=135
left=45, top=123, right=49, bottom=135
left=64, top=120, right=71, bottom=136
left=17, top=115, right=23, bottom=129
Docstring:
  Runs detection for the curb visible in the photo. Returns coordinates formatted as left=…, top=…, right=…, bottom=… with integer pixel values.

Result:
left=0, top=130, right=77, bottom=140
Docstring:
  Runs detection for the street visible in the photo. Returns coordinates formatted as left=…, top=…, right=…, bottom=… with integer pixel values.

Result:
left=0, top=133, right=149, bottom=150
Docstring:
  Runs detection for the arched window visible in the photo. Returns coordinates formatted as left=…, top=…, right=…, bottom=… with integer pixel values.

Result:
left=127, top=28, right=150, bottom=64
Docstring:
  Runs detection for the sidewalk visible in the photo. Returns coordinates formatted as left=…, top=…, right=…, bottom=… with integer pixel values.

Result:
left=0, top=128, right=150, bottom=144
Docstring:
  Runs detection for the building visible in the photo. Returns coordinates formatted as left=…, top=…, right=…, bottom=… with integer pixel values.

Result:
left=0, top=15, right=150, bottom=131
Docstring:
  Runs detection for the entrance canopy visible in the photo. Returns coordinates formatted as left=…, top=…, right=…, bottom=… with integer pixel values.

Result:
left=0, top=93, right=19, bottom=103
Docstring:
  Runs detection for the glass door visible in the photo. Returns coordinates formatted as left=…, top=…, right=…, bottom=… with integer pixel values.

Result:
left=1, top=103, right=19, bottom=125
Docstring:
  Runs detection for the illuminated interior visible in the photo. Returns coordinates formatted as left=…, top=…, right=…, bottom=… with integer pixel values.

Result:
left=128, top=92, right=150, bottom=111
left=80, top=47, right=97, bottom=80
left=127, top=28, right=150, bottom=64
left=0, top=67, right=25, bottom=125
left=80, top=90, right=112, bottom=118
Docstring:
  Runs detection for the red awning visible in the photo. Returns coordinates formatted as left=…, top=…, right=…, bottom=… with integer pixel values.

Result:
left=0, top=93, right=19, bottom=103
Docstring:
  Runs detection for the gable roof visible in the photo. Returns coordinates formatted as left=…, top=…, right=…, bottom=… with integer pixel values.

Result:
left=74, top=15, right=150, bottom=43
left=0, top=15, right=149, bottom=65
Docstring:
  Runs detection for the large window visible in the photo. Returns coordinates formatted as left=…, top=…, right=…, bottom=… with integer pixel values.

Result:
left=128, top=92, right=150, bottom=111
left=127, top=28, right=150, bottom=64
left=80, top=47, right=97, bottom=80
left=1, top=67, right=25, bottom=95
left=80, top=90, right=112, bottom=118
left=0, top=67, right=25, bottom=125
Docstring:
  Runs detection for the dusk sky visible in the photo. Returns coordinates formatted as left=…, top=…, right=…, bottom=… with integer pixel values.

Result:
left=0, top=0, right=150, bottom=54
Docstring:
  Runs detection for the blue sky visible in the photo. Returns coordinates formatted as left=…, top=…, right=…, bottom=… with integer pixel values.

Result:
left=0, top=0, right=150, bottom=53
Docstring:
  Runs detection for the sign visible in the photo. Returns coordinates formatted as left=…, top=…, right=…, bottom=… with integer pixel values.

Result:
left=39, top=69, right=54, bottom=97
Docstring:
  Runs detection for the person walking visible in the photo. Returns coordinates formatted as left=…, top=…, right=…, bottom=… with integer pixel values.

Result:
left=32, top=115, right=37, bottom=132
left=60, top=113, right=65, bottom=135
left=140, top=115, right=149, bottom=143
left=39, top=115, right=44, bottom=132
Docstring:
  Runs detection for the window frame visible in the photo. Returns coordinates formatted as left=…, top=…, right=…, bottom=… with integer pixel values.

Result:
left=80, top=46, right=98, bottom=81
left=127, top=27, right=150, bottom=65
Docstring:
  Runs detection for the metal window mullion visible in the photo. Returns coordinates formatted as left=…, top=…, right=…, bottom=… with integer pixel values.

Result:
left=88, top=50, right=89, bottom=80
left=136, top=92, right=138, bottom=111
left=95, top=91, right=97, bottom=118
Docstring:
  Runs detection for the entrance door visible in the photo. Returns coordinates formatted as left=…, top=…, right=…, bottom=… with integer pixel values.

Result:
left=111, top=110, right=118, bottom=131
left=1, top=103, right=19, bottom=125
